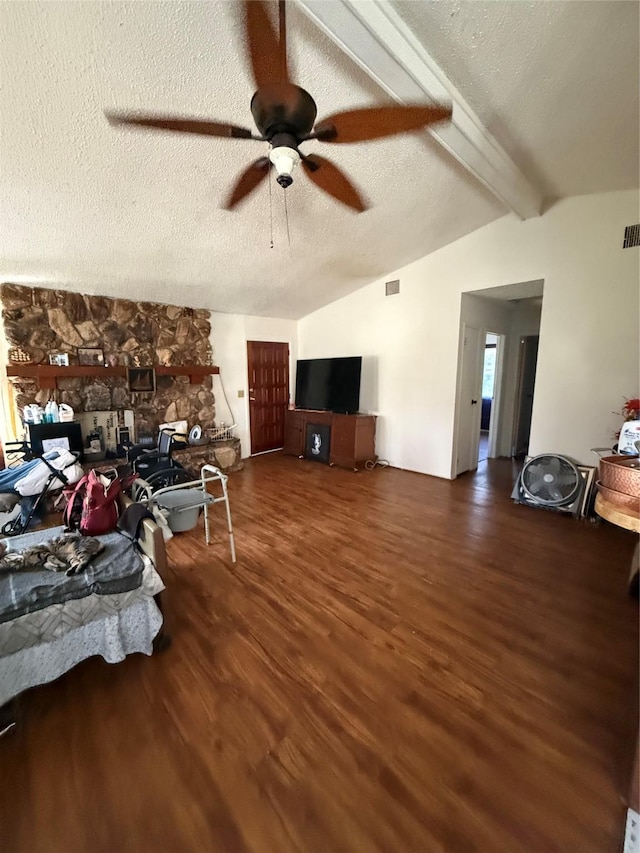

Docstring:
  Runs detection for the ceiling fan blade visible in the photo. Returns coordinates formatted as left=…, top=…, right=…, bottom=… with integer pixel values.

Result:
left=301, top=155, right=367, bottom=212
left=278, top=0, right=288, bottom=84
left=224, top=157, right=272, bottom=210
left=106, top=112, right=255, bottom=139
left=243, top=0, right=290, bottom=87
left=312, top=104, right=452, bottom=143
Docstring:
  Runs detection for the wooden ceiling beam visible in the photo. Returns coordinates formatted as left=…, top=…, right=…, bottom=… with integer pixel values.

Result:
left=295, top=0, right=544, bottom=220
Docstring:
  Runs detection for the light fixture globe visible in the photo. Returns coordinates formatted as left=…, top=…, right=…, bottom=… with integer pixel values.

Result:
left=269, top=145, right=300, bottom=187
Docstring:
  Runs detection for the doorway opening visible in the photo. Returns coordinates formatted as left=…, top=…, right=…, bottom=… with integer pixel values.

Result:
left=478, top=333, right=498, bottom=463
left=453, top=280, right=544, bottom=479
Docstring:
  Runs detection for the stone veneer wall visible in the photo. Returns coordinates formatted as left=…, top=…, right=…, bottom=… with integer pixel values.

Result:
left=1, top=284, right=215, bottom=437
left=172, top=441, right=243, bottom=475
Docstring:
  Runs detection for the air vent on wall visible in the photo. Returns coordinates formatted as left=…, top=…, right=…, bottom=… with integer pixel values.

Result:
left=385, top=279, right=400, bottom=296
left=623, top=224, right=640, bottom=248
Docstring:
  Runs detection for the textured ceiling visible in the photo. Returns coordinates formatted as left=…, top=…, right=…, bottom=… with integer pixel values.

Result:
left=392, top=0, right=640, bottom=201
left=0, top=1, right=637, bottom=318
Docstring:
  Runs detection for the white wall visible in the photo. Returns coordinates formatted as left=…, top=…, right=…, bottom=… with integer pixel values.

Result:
left=210, top=313, right=297, bottom=458
left=298, top=190, right=639, bottom=478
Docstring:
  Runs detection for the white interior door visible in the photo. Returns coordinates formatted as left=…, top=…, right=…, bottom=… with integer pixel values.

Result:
left=455, top=324, right=483, bottom=475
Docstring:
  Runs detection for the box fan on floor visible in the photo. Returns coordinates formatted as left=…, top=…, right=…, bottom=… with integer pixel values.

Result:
left=511, top=454, right=590, bottom=517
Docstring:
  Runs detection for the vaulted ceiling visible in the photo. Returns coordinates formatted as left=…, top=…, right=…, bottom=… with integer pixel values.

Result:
left=1, top=1, right=638, bottom=318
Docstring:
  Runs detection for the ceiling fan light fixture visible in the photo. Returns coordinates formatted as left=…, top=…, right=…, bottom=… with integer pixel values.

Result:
left=269, top=145, right=300, bottom=187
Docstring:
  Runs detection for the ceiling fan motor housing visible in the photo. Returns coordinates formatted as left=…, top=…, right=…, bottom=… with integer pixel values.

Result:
left=250, top=83, right=317, bottom=140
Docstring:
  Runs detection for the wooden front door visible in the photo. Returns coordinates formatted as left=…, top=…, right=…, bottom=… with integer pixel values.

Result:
left=247, top=341, right=290, bottom=455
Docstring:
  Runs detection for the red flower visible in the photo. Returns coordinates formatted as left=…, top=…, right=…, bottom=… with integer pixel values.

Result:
left=622, top=397, right=640, bottom=420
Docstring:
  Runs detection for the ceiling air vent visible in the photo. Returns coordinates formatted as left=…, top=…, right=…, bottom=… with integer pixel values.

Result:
left=622, top=224, right=640, bottom=248
left=385, top=279, right=400, bottom=296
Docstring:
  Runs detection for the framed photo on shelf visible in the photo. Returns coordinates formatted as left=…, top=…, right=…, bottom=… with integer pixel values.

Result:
left=77, top=347, right=105, bottom=366
left=48, top=352, right=69, bottom=367
left=127, top=367, right=156, bottom=393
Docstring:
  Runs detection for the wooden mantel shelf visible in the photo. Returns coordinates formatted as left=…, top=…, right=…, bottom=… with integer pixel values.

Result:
left=6, top=364, right=219, bottom=389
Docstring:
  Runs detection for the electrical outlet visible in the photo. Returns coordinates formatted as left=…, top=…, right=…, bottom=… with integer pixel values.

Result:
left=237, top=389, right=245, bottom=398
left=624, top=809, right=640, bottom=853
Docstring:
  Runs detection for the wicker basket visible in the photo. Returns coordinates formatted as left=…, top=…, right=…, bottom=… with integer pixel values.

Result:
left=207, top=424, right=235, bottom=443
left=599, top=455, right=640, bottom=497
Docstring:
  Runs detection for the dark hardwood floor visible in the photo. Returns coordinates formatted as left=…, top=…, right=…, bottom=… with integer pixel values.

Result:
left=1, top=454, right=637, bottom=852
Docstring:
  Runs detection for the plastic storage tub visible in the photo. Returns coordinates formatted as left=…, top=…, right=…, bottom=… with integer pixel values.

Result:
left=155, top=488, right=213, bottom=533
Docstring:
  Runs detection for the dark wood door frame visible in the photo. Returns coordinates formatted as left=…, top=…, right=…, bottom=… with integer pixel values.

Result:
left=247, top=340, right=290, bottom=455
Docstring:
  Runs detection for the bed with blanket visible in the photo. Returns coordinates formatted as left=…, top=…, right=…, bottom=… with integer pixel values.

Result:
left=0, top=497, right=167, bottom=708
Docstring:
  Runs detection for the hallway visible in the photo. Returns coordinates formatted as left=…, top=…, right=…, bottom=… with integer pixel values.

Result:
left=478, top=429, right=490, bottom=462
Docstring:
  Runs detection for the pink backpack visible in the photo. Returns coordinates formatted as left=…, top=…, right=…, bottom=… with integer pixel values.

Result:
left=63, top=468, right=122, bottom=536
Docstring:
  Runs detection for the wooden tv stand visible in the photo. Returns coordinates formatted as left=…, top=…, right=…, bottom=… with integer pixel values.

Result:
left=283, top=409, right=376, bottom=471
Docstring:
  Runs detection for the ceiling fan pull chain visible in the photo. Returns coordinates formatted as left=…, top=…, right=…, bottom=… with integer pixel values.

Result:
left=283, top=187, right=291, bottom=252
left=268, top=162, right=274, bottom=249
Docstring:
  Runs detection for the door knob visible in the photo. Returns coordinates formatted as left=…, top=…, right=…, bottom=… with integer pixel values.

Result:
left=249, top=397, right=256, bottom=402
left=471, top=399, right=478, bottom=405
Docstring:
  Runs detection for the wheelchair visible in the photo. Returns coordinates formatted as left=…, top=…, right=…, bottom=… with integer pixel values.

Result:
left=128, top=428, right=194, bottom=492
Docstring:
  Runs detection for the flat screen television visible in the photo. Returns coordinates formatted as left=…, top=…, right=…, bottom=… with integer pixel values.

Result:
left=295, top=356, right=362, bottom=414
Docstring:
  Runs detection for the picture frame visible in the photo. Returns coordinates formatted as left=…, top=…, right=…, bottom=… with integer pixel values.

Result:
left=49, top=352, right=69, bottom=367
left=577, top=464, right=597, bottom=518
left=127, top=367, right=156, bottom=393
left=77, top=347, right=105, bottom=366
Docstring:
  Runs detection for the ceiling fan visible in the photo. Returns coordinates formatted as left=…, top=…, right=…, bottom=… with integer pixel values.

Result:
left=106, top=0, right=452, bottom=212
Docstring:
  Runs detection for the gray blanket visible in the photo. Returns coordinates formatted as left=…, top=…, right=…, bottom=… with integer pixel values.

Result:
left=0, top=526, right=145, bottom=624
